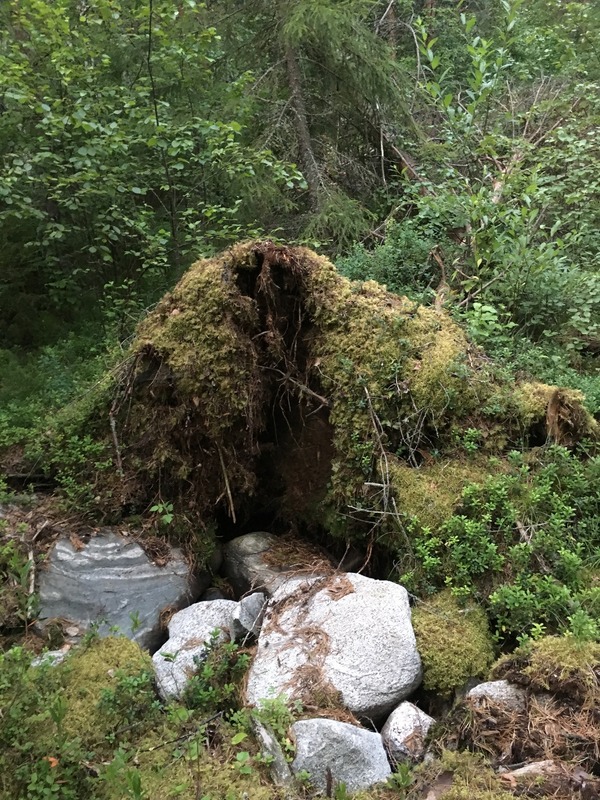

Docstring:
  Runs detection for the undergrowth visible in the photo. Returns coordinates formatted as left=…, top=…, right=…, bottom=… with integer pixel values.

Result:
left=399, top=445, right=600, bottom=643
left=0, top=634, right=276, bottom=800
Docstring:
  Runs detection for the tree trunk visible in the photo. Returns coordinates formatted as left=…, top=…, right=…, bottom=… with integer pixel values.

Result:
left=284, top=43, right=321, bottom=209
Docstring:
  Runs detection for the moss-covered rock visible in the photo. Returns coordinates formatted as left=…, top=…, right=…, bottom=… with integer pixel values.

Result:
left=492, top=634, right=600, bottom=706
left=412, top=590, right=495, bottom=695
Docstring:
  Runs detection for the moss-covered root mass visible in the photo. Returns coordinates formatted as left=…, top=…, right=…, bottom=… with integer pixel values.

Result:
left=65, top=241, right=596, bottom=545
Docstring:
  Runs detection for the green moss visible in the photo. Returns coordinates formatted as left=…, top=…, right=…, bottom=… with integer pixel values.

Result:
left=412, top=591, right=495, bottom=695
left=410, top=751, right=514, bottom=800
left=387, top=457, right=490, bottom=532
left=60, top=636, right=154, bottom=746
left=513, top=381, right=555, bottom=426
left=100, top=723, right=279, bottom=800
left=492, top=634, right=600, bottom=706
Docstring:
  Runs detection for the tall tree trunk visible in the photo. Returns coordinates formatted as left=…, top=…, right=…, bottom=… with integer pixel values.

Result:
left=284, top=43, right=321, bottom=209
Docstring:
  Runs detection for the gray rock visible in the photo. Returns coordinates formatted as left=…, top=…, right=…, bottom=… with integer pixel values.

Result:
left=202, top=587, right=228, bottom=601
left=246, top=573, right=422, bottom=721
left=467, top=680, right=526, bottom=710
left=252, top=718, right=294, bottom=787
left=224, top=532, right=331, bottom=596
left=224, top=532, right=289, bottom=595
left=291, top=718, right=391, bottom=792
left=152, top=599, right=237, bottom=700
left=381, top=702, right=435, bottom=764
left=37, top=531, right=207, bottom=651
left=32, top=648, right=69, bottom=668
left=229, top=592, right=267, bottom=641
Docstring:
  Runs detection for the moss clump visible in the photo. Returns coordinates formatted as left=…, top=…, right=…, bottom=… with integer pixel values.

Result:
left=513, top=382, right=598, bottom=445
left=412, top=590, right=495, bottom=695
left=409, top=750, right=514, bottom=800
left=60, top=636, right=155, bottom=746
left=387, top=457, right=491, bottom=532
left=100, top=725, right=278, bottom=800
left=492, top=634, right=600, bottom=706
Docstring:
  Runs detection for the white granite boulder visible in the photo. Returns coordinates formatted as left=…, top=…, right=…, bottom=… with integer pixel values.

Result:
left=37, top=531, right=207, bottom=651
left=381, top=702, right=435, bottom=764
left=467, top=680, right=526, bottom=710
left=291, top=718, right=391, bottom=792
left=152, top=599, right=237, bottom=700
left=245, top=573, right=422, bottom=720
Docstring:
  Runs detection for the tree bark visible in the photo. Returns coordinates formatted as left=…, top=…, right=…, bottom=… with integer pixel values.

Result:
left=284, top=43, right=321, bottom=209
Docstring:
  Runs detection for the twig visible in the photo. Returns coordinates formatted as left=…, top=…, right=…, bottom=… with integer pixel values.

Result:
left=456, top=269, right=508, bottom=308
left=217, top=445, right=236, bottom=524
left=364, top=387, right=390, bottom=511
left=137, top=711, right=223, bottom=753
left=109, top=406, right=124, bottom=477
left=27, top=549, right=35, bottom=596
left=285, top=376, right=330, bottom=408
left=375, top=0, right=395, bottom=33
left=32, top=520, right=49, bottom=542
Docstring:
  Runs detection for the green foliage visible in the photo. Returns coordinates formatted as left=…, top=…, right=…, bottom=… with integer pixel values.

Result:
left=149, top=500, right=174, bottom=526
left=336, top=219, right=437, bottom=300
left=252, top=695, right=303, bottom=762
left=0, top=0, right=304, bottom=346
left=0, top=332, right=114, bottom=450
left=0, top=634, right=284, bottom=800
left=405, top=446, right=600, bottom=642
left=182, top=631, right=250, bottom=716
left=0, top=535, right=36, bottom=630
left=0, top=640, right=152, bottom=800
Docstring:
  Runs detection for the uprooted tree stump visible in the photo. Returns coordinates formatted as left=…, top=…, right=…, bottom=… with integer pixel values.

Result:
left=60, top=242, right=599, bottom=550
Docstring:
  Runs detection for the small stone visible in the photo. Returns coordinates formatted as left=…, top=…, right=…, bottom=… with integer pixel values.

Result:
left=467, top=679, right=526, bottom=710
left=223, top=532, right=331, bottom=596
left=152, top=599, right=237, bottom=700
left=252, top=719, right=294, bottom=787
left=229, top=592, right=267, bottom=641
left=202, top=586, right=227, bottom=601
left=31, top=649, right=69, bottom=668
left=381, top=702, right=435, bottom=764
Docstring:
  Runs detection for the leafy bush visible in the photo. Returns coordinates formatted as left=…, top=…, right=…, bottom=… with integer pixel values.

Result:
left=404, top=446, right=600, bottom=642
left=182, top=631, right=250, bottom=716
left=336, top=219, right=437, bottom=300
left=0, top=536, right=36, bottom=630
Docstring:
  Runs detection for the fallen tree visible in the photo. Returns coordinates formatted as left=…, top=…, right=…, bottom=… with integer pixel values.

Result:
left=68, top=240, right=593, bottom=548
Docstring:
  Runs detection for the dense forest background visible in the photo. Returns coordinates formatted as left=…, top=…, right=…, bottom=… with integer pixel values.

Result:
left=0, top=0, right=599, bottom=445
left=1, top=6, right=600, bottom=797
